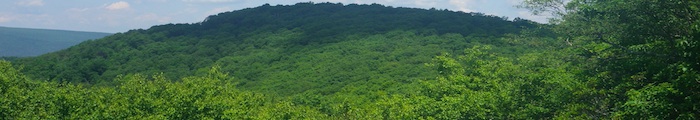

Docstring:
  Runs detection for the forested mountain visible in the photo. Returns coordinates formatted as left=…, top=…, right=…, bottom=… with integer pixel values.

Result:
left=0, top=26, right=111, bottom=57
left=15, top=2, right=539, bottom=92
left=2, top=1, right=698, bottom=119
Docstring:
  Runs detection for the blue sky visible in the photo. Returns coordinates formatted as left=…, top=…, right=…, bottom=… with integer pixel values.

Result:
left=0, top=0, right=549, bottom=33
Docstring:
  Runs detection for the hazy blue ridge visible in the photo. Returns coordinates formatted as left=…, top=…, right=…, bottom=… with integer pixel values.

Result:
left=0, top=26, right=112, bottom=57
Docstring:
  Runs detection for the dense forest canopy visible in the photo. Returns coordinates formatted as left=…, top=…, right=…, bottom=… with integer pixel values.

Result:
left=522, top=0, right=700, bottom=118
left=14, top=2, right=539, bottom=93
left=1, top=1, right=698, bottom=119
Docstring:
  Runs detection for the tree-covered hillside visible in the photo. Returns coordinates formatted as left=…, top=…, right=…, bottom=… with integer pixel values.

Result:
left=2, top=1, right=698, bottom=119
left=15, top=2, right=540, bottom=95
left=0, top=26, right=111, bottom=57
left=521, top=0, right=700, bottom=118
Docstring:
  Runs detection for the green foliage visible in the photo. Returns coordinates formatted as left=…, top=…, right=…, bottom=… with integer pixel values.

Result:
left=16, top=1, right=700, bottom=119
left=15, top=3, right=538, bottom=96
left=2, top=26, right=589, bottom=120
left=1, top=62, right=331, bottom=119
left=415, top=44, right=590, bottom=119
left=2, top=21, right=579, bottom=119
left=523, top=0, right=700, bottom=119
left=0, top=56, right=21, bottom=61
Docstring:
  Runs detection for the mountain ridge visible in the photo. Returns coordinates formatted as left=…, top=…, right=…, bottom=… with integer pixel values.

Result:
left=16, top=2, right=546, bottom=95
left=0, top=26, right=112, bottom=57
left=3, top=2, right=596, bottom=119
left=3, top=1, right=697, bottom=119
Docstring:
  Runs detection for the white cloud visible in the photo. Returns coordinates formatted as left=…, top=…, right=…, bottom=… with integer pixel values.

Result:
left=183, top=0, right=238, bottom=3
left=449, top=0, right=476, bottom=12
left=17, top=0, right=44, bottom=7
left=106, top=1, right=131, bottom=10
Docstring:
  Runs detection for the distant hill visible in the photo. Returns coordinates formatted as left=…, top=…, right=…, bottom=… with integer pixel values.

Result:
left=3, top=1, right=697, bottom=119
left=0, top=26, right=111, bottom=57
left=7, top=2, right=588, bottom=119
left=16, top=3, right=542, bottom=90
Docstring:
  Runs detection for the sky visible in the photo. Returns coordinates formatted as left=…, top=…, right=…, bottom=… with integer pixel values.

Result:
left=0, top=0, right=550, bottom=33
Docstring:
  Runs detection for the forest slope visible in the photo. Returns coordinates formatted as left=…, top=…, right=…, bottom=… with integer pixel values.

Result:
left=3, top=1, right=698, bottom=119
left=15, top=2, right=541, bottom=96
left=0, top=26, right=111, bottom=57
